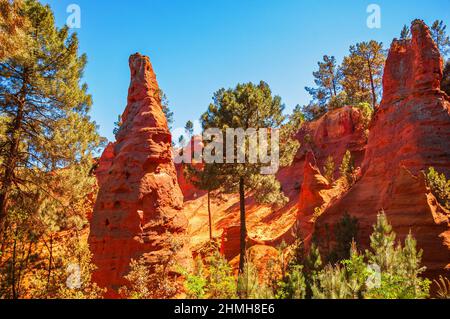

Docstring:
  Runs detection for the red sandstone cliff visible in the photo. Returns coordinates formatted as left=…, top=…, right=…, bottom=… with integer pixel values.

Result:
left=315, top=20, right=450, bottom=276
left=89, top=54, right=191, bottom=297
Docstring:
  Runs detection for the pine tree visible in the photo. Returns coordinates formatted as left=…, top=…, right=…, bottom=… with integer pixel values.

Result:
left=157, top=89, right=174, bottom=130
left=305, top=55, right=343, bottom=112
left=201, top=81, right=299, bottom=273
left=400, top=25, right=411, bottom=40
left=185, top=120, right=194, bottom=138
left=327, top=212, right=359, bottom=264
left=431, top=20, right=450, bottom=58
left=367, top=211, right=397, bottom=273
left=425, top=167, right=450, bottom=209
left=339, top=150, right=355, bottom=187
left=341, top=41, right=386, bottom=109
left=0, top=0, right=103, bottom=228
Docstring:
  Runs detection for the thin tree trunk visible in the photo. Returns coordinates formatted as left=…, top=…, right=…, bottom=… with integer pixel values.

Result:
left=207, top=190, right=212, bottom=241
left=0, top=78, right=27, bottom=224
left=11, top=229, right=17, bottom=299
left=367, top=60, right=377, bottom=109
left=238, top=177, right=247, bottom=274
left=47, top=234, right=53, bottom=290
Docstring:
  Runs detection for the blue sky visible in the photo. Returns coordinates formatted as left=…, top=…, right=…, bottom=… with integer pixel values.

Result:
left=42, top=0, right=450, bottom=142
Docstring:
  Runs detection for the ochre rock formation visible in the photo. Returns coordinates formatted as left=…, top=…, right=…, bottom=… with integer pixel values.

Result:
left=89, top=53, right=191, bottom=297
left=316, top=20, right=450, bottom=276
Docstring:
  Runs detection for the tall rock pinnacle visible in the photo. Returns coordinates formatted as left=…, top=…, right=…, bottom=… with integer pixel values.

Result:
left=89, top=53, right=190, bottom=297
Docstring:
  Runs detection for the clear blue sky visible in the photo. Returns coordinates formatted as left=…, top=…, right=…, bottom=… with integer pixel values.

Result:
left=42, top=0, right=450, bottom=142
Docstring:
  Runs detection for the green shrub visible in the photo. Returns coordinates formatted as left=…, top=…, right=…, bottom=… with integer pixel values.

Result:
left=426, top=167, right=450, bottom=209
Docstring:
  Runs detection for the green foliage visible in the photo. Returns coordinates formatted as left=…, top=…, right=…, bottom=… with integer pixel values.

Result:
left=400, top=25, right=411, bottom=40
left=442, top=60, right=450, bottom=96
left=328, top=91, right=348, bottom=111
left=201, top=81, right=299, bottom=272
left=158, top=89, right=174, bottom=129
left=0, top=0, right=29, bottom=61
left=341, top=41, right=386, bottom=108
left=323, top=156, right=335, bottom=184
left=183, top=250, right=237, bottom=299
left=276, top=265, right=306, bottom=299
left=312, top=213, right=430, bottom=299
left=431, top=20, right=450, bottom=57
left=237, top=257, right=273, bottom=299
left=305, top=55, right=343, bottom=112
left=120, top=234, right=183, bottom=299
left=28, top=236, right=105, bottom=299
left=365, top=213, right=430, bottom=299
left=113, top=115, right=122, bottom=137
left=183, top=257, right=207, bottom=299
left=119, top=258, right=152, bottom=299
left=339, top=150, right=355, bottom=187
left=327, top=213, right=359, bottom=264
left=287, top=104, right=305, bottom=132
left=426, top=167, right=450, bottom=209
left=185, top=120, right=194, bottom=137
left=354, top=102, right=373, bottom=133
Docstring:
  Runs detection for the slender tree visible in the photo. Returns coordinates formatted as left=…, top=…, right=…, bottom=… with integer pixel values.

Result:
left=305, top=55, right=342, bottom=113
left=185, top=120, right=194, bottom=138
left=431, top=20, right=450, bottom=58
left=341, top=41, right=386, bottom=109
left=185, top=163, right=221, bottom=241
left=400, top=25, right=411, bottom=40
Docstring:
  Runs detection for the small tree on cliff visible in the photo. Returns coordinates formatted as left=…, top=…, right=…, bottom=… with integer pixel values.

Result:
left=341, top=41, right=386, bottom=109
left=431, top=20, right=450, bottom=58
left=442, top=60, right=450, bottom=96
left=400, top=25, right=411, bottom=40
left=339, top=150, right=355, bottom=187
left=305, top=55, right=343, bottom=111
left=201, top=81, right=299, bottom=274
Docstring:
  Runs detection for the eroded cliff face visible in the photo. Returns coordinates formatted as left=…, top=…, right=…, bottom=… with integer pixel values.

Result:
left=315, top=20, right=450, bottom=276
left=89, top=54, right=191, bottom=297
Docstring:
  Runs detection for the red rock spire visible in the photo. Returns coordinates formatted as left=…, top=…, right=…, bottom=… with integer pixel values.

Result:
left=89, top=53, right=190, bottom=297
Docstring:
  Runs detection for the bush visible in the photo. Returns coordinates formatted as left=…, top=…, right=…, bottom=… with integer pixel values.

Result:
left=426, top=167, right=450, bottom=209
left=339, top=150, right=355, bottom=187
left=323, top=156, right=335, bottom=184
left=327, top=213, right=359, bottom=264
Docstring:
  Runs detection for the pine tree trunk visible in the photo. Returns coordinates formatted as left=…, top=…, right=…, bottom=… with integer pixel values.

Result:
left=238, top=177, right=247, bottom=274
left=47, top=234, right=53, bottom=290
left=207, top=190, right=212, bottom=241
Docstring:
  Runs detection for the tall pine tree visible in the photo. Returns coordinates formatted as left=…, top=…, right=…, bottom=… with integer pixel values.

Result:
left=201, top=81, right=299, bottom=273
